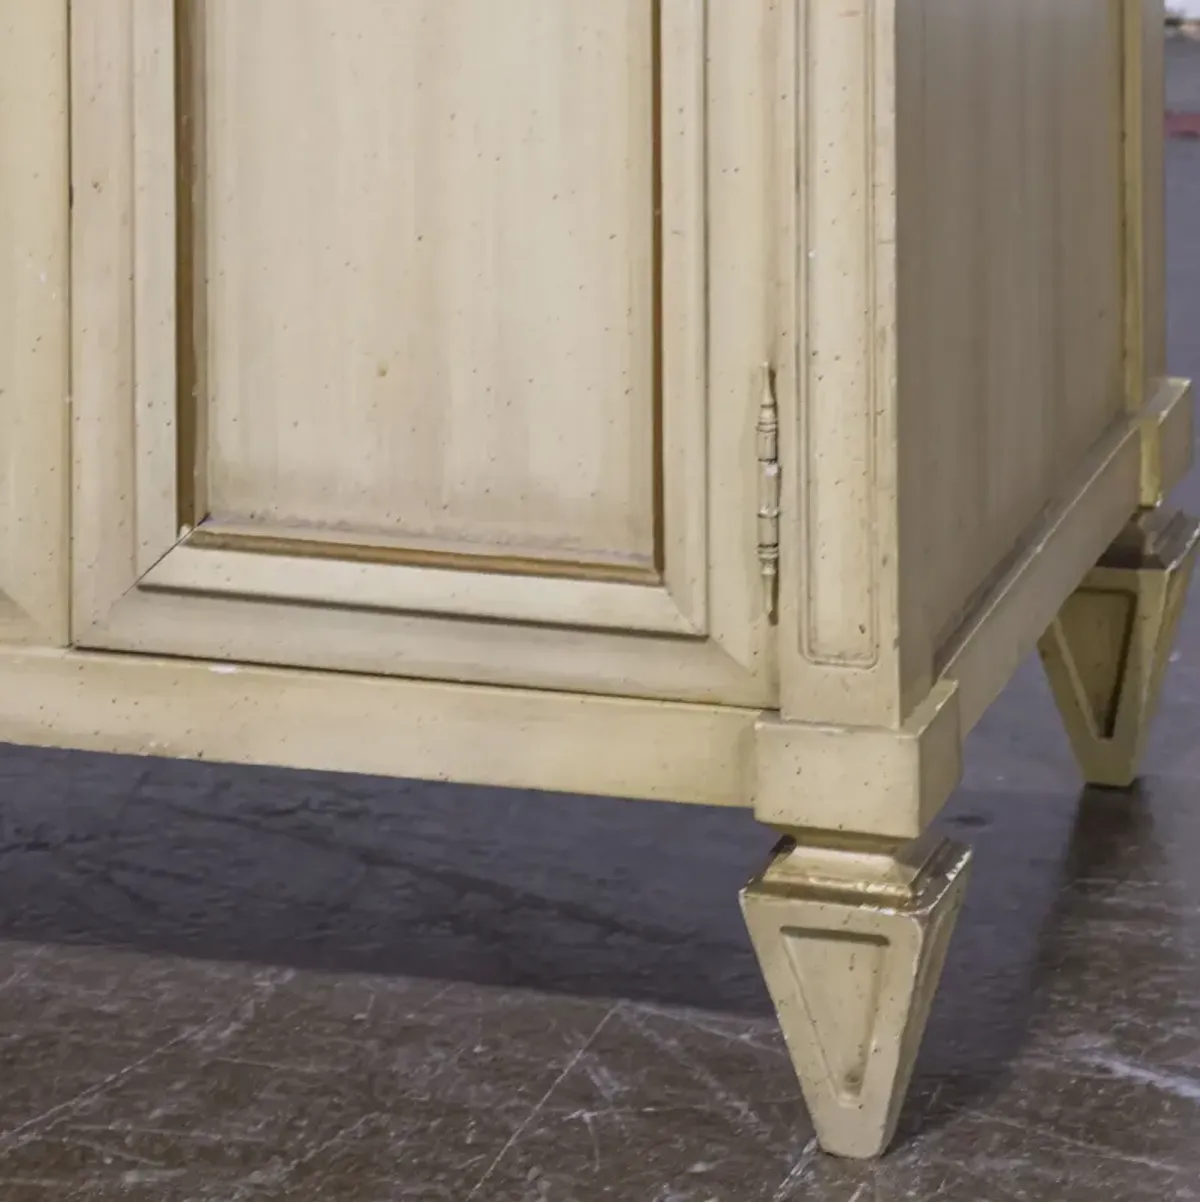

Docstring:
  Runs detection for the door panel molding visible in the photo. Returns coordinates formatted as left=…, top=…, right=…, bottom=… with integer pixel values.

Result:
left=82, top=585, right=768, bottom=707
left=140, top=542, right=700, bottom=636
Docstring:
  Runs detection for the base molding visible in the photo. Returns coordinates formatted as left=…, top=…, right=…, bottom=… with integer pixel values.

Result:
left=0, top=646, right=758, bottom=810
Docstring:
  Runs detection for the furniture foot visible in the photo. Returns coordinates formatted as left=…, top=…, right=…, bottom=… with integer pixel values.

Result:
left=1039, top=508, right=1200, bottom=788
left=740, top=831, right=971, bottom=1159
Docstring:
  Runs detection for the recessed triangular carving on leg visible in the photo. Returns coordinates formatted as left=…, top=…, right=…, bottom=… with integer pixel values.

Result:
left=782, top=928, right=887, bottom=1103
left=1054, top=589, right=1136, bottom=738
left=741, top=838, right=970, bottom=1159
left=1039, top=511, right=1199, bottom=787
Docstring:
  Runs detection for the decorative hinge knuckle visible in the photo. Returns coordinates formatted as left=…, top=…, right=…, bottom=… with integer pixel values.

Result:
left=757, top=363, right=780, bottom=622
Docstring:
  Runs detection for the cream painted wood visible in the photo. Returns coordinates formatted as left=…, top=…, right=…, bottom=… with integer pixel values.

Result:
left=900, top=1, right=1127, bottom=657
left=769, top=0, right=920, bottom=728
left=139, top=542, right=700, bottom=635
left=70, top=0, right=775, bottom=706
left=771, top=0, right=1177, bottom=731
left=1, top=0, right=1191, bottom=1165
left=132, top=0, right=182, bottom=576
left=0, top=0, right=70, bottom=645
left=203, top=1, right=659, bottom=569
left=0, top=645, right=757, bottom=810
left=753, top=682, right=962, bottom=842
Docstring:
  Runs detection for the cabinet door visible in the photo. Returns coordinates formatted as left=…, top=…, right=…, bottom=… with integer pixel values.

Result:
left=71, top=1, right=776, bottom=705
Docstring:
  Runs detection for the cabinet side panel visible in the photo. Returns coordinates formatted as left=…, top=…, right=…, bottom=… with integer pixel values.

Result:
left=896, top=0, right=1129, bottom=660
left=0, top=0, right=70, bottom=644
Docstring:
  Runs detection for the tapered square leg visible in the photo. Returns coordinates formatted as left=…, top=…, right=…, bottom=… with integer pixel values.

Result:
left=740, top=833, right=971, bottom=1159
left=1039, top=508, right=1200, bottom=788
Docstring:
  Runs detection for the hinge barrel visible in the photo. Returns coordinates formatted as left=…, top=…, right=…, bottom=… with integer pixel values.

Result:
left=757, top=364, right=780, bottom=621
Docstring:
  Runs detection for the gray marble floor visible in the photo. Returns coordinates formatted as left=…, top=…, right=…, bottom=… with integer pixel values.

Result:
left=1, top=38, right=1200, bottom=1202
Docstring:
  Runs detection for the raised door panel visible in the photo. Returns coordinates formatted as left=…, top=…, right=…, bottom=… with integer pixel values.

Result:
left=71, top=0, right=777, bottom=706
left=202, top=2, right=657, bottom=572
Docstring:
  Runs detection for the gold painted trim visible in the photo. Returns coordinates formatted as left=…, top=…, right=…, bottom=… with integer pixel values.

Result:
left=742, top=833, right=971, bottom=1158
left=1120, top=0, right=1144, bottom=411
left=1040, top=508, right=1200, bottom=787
left=174, top=0, right=207, bottom=529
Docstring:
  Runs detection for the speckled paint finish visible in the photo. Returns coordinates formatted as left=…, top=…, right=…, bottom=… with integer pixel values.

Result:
left=0, top=37, right=1197, bottom=1202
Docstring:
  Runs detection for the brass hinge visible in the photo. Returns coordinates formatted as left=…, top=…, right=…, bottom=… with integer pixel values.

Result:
left=756, top=364, right=780, bottom=622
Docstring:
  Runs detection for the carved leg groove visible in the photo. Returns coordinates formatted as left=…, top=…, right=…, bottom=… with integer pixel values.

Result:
left=740, top=832, right=971, bottom=1159
left=1039, top=508, right=1200, bottom=788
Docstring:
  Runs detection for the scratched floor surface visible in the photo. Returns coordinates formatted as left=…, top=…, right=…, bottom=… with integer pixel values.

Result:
left=2, top=39, right=1200, bottom=1202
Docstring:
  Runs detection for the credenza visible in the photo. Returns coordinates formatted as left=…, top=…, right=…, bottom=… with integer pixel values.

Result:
left=0, top=0, right=1193, bottom=1158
